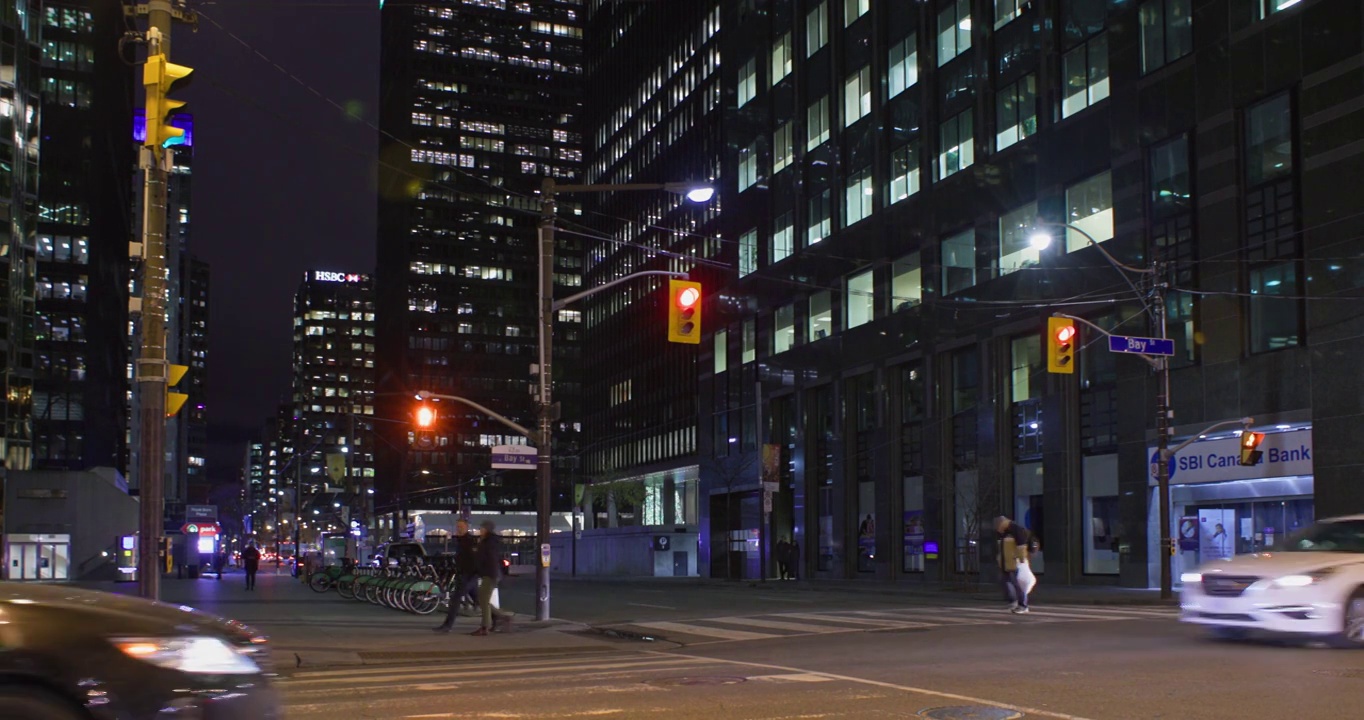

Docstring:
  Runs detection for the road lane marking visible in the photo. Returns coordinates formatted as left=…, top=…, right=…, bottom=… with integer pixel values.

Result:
left=775, top=612, right=915, bottom=627
left=641, top=651, right=1099, bottom=720
left=630, top=620, right=778, bottom=641
left=852, top=609, right=1010, bottom=625
left=287, top=653, right=650, bottom=679
left=708, top=616, right=863, bottom=634
left=627, top=602, right=678, bottom=610
left=284, top=657, right=712, bottom=687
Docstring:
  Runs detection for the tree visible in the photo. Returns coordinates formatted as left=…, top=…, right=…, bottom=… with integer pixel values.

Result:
left=953, top=468, right=1003, bottom=588
left=585, top=467, right=647, bottom=529
left=703, top=451, right=760, bottom=581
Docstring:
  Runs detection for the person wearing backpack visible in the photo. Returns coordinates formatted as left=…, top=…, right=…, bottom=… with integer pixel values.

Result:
left=994, top=516, right=1032, bottom=614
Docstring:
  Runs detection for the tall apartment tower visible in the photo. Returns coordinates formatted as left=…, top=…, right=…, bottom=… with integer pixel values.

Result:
left=578, top=3, right=724, bottom=529
left=290, top=270, right=376, bottom=537
left=375, top=0, right=584, bottom=535
left=33, top=1, right=134, bottom=473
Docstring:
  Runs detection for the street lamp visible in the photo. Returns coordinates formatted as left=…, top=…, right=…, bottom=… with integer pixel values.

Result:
left=1032, top=221, right=1181, bottom=600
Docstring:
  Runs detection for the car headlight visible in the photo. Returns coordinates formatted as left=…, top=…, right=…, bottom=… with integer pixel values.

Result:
left=111, top=636, right=261, bottom=675
left=1180, top=572, right=1202, bottom=583
left=1273, top=568, right=1336, bottom=588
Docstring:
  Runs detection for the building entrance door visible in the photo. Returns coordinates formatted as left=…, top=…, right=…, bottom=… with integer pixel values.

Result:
left=4, top=534, right=71, bottom=580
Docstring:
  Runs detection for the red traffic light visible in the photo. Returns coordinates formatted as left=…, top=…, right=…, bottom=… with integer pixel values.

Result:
left=1055, top=325, right=1076, bottom=344
left=677, top=286, right=700, bottom=309
left=1241, top=431, right=1264, bottom=450
left=415, top=405, right=436, bottom=428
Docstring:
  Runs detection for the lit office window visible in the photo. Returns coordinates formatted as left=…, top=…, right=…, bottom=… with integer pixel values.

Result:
left=773, top=121, right=794, bottom=173
left=846, top=268, right=875, bottom=329
left=890, top=141, right=921, bottom=203
left=937, top=0, right=972, bottom=67
left=772, top=212, right=794, bottom=264
left=771, top=32, right=793, bottom=85
left=714, top=329, right=728, bottom=374
left=998, top=202, right=1040, bottom=275
left=844, top=167, right=873, bottom=227
left=808, top=290, right=833, bottom=341
left=937, top=108, right=974, bottom=179
left=995, top=0, right=1027, bottom=29
left=1139, top=0, right=1192, bottom=74
left=941, top=230, right=978, bottom=295
left=891, top=253, right=923, bottom=312
left=844, top=65, right=871, bottom=127
left=742, top=320, right=756, bottom=364
left=807, top=2, right=829, bottom=57
left=1065, top=171, right=1114, bottom=252
left=738, top=57, right=757, bottom=107
left=808, top=190, right=832, bottom=245
left=774, top=304, right=797, bottom=353
left=1259, top=0, right=1303, bottom=19
left=807, top=95, right=830, bottom=150
left=738, top=140, right=759, bottom=192
left=995, top=74, right=1037, bottom=150
left=845, top=0, right=869, bottom=26
left=1062, top=34, right=1109, bottom=118
left=888, top=34, right=918, bottom=99
left=739, top=229, right=758, bottom=277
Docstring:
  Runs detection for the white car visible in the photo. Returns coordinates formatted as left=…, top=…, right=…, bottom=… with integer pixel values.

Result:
left=1180, top=514, right=1364, bottom=647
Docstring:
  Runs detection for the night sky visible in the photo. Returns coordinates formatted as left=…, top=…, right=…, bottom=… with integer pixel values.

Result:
left=174, top=2, right=378, bottom=481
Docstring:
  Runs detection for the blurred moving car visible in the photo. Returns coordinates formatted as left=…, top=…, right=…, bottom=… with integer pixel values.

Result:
left=1180, top=514, right=1364, bottom=647
left=0, top=582, right=278, bottom=719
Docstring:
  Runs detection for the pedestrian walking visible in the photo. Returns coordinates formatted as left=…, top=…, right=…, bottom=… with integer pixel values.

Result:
left=470, top=520, right=513, bottom=636
left=775, top=536, right=793, bottom=580
left=214, top=550, right=228, bottom=581
left=242, top=542, right=261, bottom=590
left=433, top=518, right=481, bottom=633
left=995, top=515, right=1032, bottom=614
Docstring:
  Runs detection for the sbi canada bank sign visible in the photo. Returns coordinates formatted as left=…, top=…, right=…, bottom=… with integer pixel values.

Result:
left=1149, top=429, right=1313, bottom=485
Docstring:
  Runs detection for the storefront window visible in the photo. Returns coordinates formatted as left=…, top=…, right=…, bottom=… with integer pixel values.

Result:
left=1083, top=454, right=1120, bottom=574
left=903, top=475, right=925, bottom=572
left=1014, top=463, right=1045, bottom=574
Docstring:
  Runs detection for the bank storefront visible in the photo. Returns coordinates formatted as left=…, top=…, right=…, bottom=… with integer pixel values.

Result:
left=1148, top=426, right=1314, bottom=588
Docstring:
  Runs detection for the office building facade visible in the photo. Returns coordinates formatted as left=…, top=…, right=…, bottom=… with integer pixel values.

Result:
left=375, top=0, right=584, bottom=537
left=700, top=0, right=1364, bottom=586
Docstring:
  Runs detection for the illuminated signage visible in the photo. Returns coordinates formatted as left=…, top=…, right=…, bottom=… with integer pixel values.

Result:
left=312, top=270, right=367, bottom=284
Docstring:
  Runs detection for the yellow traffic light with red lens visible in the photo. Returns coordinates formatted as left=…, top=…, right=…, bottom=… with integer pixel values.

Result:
left=1047, top=317, right=1077, bottom=374
left=1239, top=432, right=1265, bottom=466
left=667, top=279, right=702, bottom=344
left=415, top=405, right=436, bottom=428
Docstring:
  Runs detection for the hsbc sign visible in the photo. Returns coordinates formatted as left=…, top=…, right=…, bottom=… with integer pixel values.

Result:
left=313, top=270, right=366, bottom=283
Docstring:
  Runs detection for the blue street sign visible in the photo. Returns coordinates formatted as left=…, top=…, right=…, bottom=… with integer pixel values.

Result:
left=1109, top=335, right=1175, bottom=356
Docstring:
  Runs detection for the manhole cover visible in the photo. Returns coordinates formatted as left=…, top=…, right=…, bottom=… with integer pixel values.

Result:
left=647, top=676, right=748, bottom=687
left=1313, top=669, right=1364, bottom=679
left=919, top=706, right=1023, bottom=720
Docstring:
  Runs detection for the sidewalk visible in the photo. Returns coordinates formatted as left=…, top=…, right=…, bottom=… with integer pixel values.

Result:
left=550, top=574, right=1180, bottom=606
left=93, top=570, right=611, bottom=669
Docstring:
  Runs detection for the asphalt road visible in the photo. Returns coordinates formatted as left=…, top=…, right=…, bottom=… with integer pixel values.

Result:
left=269, top=582, right=1364, bottom=719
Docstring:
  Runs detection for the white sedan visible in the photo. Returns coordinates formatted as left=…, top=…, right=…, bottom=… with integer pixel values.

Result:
left=1180, top=514, right=1364, bottom=647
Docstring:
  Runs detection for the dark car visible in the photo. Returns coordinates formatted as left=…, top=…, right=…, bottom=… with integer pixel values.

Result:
left=0, top=582, right=279, bottom=719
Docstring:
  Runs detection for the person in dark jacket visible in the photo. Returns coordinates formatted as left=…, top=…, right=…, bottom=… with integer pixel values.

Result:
left=242, top=543, right=261, bottom=590
left=433, top=518, right=481, bottom=632
left=470, top=520, right=513, bottom=636
left=995, top=515, right=1032, bottom=614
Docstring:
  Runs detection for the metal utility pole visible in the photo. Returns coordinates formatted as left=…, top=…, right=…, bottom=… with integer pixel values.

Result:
left=1150, top=267, right=1175, bottom=599
left=132, top=0, right=194, bottom=601
left=535, top=179, right=557, bottom=622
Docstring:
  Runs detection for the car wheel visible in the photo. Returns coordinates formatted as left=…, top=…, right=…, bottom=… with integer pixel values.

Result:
left=1207, top=627, right=1249, bottom=642
left=0, top=686, right=88, bottom=720
left=1328, top=587, right=1364, bottom=649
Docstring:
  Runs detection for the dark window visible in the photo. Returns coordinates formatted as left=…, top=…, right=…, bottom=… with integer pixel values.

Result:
left=1248, top=262, right=1300, bottom=352
left=901, top=363, right=926, bottom=422
left=1150, top=134, right=1191, bottom=218
left=1154, top=215, right=1198, bottom=366
left=1246, top=94, right=1293, bottom=187
left=1138, top=0, right=1192, bottom=74
left=952, top=347, right=979, bottom=414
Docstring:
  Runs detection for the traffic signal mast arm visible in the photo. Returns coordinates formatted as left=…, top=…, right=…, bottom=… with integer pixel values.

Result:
left=413, top=390, right=533, bottom=440
left=1051, top=312, right=1160, bottom=369
left=1162, top=417, right=1255, bottom=463
left=552, top=270, right=689, bottom=312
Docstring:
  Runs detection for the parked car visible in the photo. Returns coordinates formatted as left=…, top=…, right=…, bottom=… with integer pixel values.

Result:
left=0, top=582, right=279, bottom=718
left=1180, top=514, right=1364, bottom=647
left=372, top=541, right=428, bottom=566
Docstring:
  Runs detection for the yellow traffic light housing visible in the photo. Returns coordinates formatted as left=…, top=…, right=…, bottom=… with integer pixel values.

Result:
left=667, top=279, right=702, bottom=344
left=1047, top=317, right=1077, bottom=374
left=1239, top=432, right=1265, bottom=466
left=143, top=53, right=193, bottom=149
left=166, top=363, right=189, bottom=417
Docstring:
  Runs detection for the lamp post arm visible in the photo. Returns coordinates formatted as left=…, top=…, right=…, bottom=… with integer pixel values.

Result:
left=1163, top=418, right=1255, bottom=460
left=550, top=182, right=667, bottom=194
left=553, top=270, right=690, bottom=311
left=414, top=391, right=534, bottom=440
left=1052, top=222, right=1155, bottom=276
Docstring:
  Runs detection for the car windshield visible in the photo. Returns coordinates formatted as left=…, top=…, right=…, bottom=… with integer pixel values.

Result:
left=1282, top=520, right=1364, bottom=553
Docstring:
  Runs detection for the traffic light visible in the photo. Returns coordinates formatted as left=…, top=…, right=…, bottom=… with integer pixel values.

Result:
left=415, top=405, right=436, bottom=428
left=1046, top=317, right=1077, bottom=374
left=143, top=53, right=193, bottom=149
left=667, top=279, right=702, bottom=344
left=166, top=364, right=189, bottom=417
left=1239, top=432, right=1265, bottom=466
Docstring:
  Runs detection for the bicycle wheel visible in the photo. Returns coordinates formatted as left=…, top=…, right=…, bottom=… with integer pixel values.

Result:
left=309, top=572, right=332, bottom=593
left=410, top=583, right=441, bottom=615
left=336, top=575, right=355, bottom=600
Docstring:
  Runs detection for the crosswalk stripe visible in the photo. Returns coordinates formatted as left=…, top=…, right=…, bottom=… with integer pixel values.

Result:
left=287, top=653, right=646, bottom=680
left=945, top=606, right=1147, bottom=621
left=775, top=612, right=913, bottom=627
left=706, top=616, right=869, bottom=634
left=283, top=657, right=712, bottom=687
left=849, top=609, right=1010, bottom=625
left=630, top=620, right=778, bottom=641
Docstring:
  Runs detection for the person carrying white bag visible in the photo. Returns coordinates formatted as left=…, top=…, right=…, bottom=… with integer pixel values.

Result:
left=994, top=516, right=1035, bottom=614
